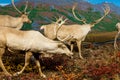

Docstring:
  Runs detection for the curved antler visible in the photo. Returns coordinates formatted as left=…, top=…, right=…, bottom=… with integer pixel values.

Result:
left=12, top=0, right=22, bottom=14
left=52, top=16, right=64, bottom=35
left=12, top=0, right=29, bottom=14
left=91, top=4, right=110, bottom=26
left=55, top=18, right=73, bottom=42
left=24, top=0, right=28, bottom=13
left=72, top=3, right=87, bottom=24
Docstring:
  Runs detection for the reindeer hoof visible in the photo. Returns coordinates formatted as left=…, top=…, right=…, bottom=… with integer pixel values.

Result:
left=79, top=56, right=84, bottom=60
left=70, top=56, right=73, bottom=59
left=13, top=72, right=20, bottom=76
left=41, top=74, right=46, bottom=78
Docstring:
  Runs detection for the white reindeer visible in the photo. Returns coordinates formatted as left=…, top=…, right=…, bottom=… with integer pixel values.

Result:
left=0, top=0, right=32, bottom=30
left=40, top=4, right=110, bottom=59
left=114, top=22, right=120, bottom=50
left=41, top=16, right=68, bottom=39
left=0, top=27, right=73, bottom=78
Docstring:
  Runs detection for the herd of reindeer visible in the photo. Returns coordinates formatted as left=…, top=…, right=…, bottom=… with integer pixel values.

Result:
left=0, top=0, right=120, bottom=78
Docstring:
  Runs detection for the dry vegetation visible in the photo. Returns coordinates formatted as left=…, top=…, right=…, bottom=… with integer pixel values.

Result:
left=0, top=39, right=120, bottom=80
left=85, top=31, right=118, bottom=42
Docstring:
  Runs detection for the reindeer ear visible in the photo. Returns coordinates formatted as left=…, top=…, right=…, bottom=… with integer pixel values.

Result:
left=40, top=25, right=46, bottom=30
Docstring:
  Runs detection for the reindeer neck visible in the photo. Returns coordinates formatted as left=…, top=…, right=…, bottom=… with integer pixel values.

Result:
left=11, top=17, right=23, bottom=29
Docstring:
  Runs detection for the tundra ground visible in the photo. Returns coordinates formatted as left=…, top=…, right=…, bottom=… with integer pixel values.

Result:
left=0, top=40, right=120, bottom=80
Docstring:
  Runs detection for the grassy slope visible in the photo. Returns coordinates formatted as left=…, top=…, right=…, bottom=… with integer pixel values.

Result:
left=1, top=5, right=120, bottom=31
left=0, top=5, right=120, bottom=43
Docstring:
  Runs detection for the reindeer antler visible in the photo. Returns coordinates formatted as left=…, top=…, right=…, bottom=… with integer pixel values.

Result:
left=24, top=0, right=28, bottom=13
left=91, top=4, right=110, bottom=26
left=56, top=18, right=73, bottom=42
left=72, top=3, right=87, bottom=24
left=12, top=0, right=22, bottom=14
left=55, top=16, right=64, bottom=23
left=55, top=17, right=68, bottom=35
left=11, top=0, right=29, bottom=14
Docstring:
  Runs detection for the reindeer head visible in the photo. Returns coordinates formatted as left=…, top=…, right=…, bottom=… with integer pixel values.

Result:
left=57, top=43, right=73, bottom=57
left=46, top=42, right=73, bottom=57
left=12, top=0, right=32, bottom=23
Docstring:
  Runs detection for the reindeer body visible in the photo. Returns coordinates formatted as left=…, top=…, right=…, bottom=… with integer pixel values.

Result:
left=42, top=24, right=92, bottom=59
left=0, top=0, right=32, bottom=30
left=0, top=15, right=23, bottom=29
left=0, top=27, right=73, bottom=78
left=57, top=24, right=92, bottom=41
left=41, top=4, right=110, bottom=59
left=41, top=24, right=57, bottom=39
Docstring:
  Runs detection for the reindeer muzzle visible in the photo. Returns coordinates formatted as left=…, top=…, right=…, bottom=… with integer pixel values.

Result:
left=28, top=20, right=32, bottom=23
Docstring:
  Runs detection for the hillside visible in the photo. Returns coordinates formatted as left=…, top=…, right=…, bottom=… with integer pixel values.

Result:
left=0, top=0, right=120, bottom=31
left=15, top=0, right=120, bottom=14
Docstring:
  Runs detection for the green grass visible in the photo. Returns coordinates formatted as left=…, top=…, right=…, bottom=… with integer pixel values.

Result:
left=0, top=5, right=120, bottom=31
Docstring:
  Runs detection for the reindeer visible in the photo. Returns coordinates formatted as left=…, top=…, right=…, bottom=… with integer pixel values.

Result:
left=40, top=16, right=68, bottom=39
left=0, top=27, right=73, bottom=78
left=40, top=4, right=110, bottom=59
left=114, top=22, right=120, bottom=50
left=0, top=0, right=32, bottom=30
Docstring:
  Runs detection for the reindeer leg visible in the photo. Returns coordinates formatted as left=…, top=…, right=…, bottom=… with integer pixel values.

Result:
left=70, top=43, right=74, bottom=52
left=70, top=43, right=74, bottom=59
left=13, top=52, right=32, bottom=76
left=33, top=53, right=46, bottom=78
left=76, top=41, right=84, bottom=59
left=35, top=59, right=46, bottom=78
left=114, top=31, right=120, bottom=50
left=0, top=48, right=11, bottom=76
